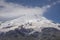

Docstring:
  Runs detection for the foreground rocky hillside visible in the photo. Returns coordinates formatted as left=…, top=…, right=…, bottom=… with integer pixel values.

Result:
left=0, top=27, right=60, bottom=40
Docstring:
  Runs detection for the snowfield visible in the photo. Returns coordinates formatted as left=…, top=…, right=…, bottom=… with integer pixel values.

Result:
left=0, top=16, right=60, bottom=33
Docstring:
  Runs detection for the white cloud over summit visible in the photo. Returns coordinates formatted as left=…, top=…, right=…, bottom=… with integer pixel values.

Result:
left=0, top=0, right=59, bottom=23
left=0, top=0, right=47, bottom=18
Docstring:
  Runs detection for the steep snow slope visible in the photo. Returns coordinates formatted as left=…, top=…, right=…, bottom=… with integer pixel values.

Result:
left=0, top=15, right=60, bottom=33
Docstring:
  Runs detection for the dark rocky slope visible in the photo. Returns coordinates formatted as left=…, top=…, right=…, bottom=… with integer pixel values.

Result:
left=0, top=27, right=60, bottom=40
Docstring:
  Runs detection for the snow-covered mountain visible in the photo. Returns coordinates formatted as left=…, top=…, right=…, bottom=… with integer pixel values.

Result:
left=0, top=14, right=60, bottom=33
left=0, top=17, right=60, bottom=40
left=0, top=14, right=60, bottom=40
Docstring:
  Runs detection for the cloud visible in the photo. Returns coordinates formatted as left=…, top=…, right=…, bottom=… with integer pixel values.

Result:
left=0, top=0, right=47, bottom=20
left=0, top=0, right=59, bottom=22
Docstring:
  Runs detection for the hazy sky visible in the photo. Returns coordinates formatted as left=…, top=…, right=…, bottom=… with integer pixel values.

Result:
left=0, top=0, right=60, bottom=23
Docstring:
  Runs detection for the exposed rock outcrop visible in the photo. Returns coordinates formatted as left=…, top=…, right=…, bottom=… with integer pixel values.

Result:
left=0, top=27, right=60, bottom=40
